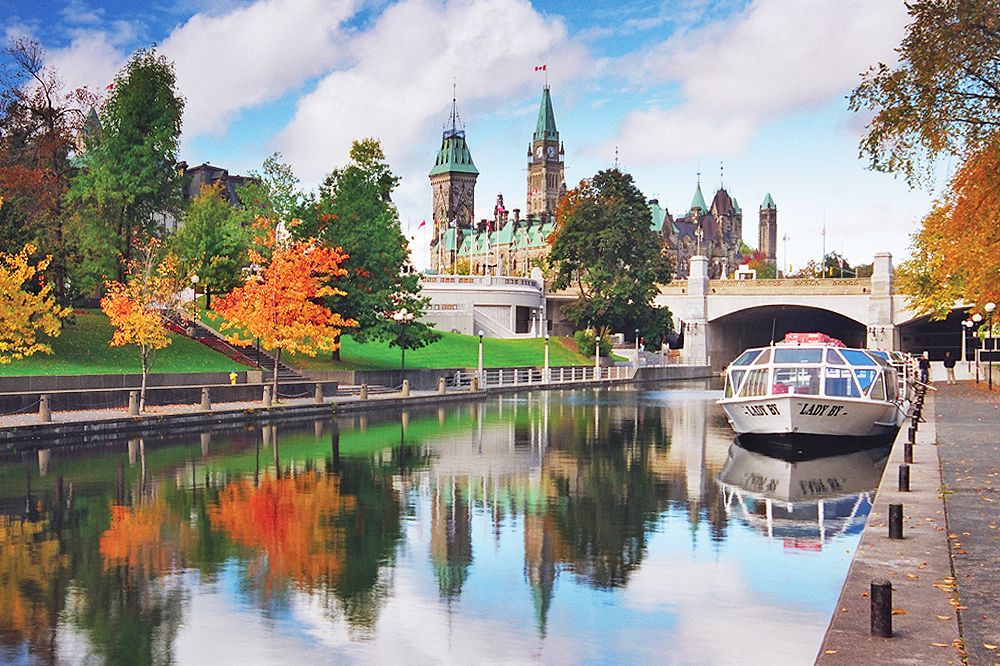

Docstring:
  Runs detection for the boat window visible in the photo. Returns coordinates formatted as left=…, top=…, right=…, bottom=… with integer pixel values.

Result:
left=870, top=374, right=887, bottom=400
left=885, top=371, right=897, bottom=402
left=739, top=368, right=769, bottom=397
left=825, top=349, right=846, bottom=365
left=753, top=348, right=772, bottom=365
left=854, top=369, right=878, bottom=391
left=726, top=369, right=746, bottom=398
left=773, top=348, right=823, bottom=364
left=841, top=349, right=877, bottom=366
left=773, top=366, right=820, bottom=395
left=732, top=350, right=761, bottom=366
left=823, top=367, right=861, bottom=397
left=869, top=350, right=890, bottom=363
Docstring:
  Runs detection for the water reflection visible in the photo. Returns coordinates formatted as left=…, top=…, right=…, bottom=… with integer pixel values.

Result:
left=0, top=383, right=885, bottom=664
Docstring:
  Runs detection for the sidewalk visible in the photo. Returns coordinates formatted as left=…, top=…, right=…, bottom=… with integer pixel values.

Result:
left=934, top=382, right=1000, bottom=665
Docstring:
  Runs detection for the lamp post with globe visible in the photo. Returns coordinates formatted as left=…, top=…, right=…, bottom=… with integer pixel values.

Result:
left=392, top=308, right=415, bottom=375
left=963, top=319, right=974, bottom=371
left=973, top=313, right=984, bottom=383
left=986, top=302, right=996, bottom=390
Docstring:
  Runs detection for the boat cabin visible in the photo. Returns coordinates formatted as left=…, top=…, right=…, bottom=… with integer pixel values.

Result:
left=724, top=345, right=899, bottom=403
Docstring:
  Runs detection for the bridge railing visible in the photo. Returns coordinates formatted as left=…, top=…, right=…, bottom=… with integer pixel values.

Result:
left=659, top=277, right=872, bottom=295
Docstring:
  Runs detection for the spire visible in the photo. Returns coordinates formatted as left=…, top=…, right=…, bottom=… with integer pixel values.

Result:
left=533, top=85, right=558, bottom=142
left=760, top=192, right=776, bottom=210
left=690, top=176, right=707, bottom=213
left=430, top=91, right=478, bottom=177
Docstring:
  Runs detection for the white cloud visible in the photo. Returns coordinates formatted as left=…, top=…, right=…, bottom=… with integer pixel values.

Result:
left=160, top=0, right=359, bottom=138
left=598, top=0, right=910, bottom=164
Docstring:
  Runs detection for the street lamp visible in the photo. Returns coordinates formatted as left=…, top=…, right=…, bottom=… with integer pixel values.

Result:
left=973, top=313, right=984, bottom=383
left=392, top=308, right=415, bottom=374
left=963, top=319, right=974, bottom=369
left=594, top=335, right=601, bottom=379
left=544, top=333, right=550, bottom=383
left=986, top=302, right=996, bottom=390
left=478, top=330, right=484, bottom=385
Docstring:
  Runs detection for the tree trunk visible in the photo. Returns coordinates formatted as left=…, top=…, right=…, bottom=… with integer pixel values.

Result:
left=331, top=333, right=341, bottom=362
left=401, top=347, right=405, bottom=373
left=272, top=347, right=281, bottom=400
left=205, top=288, right=212, bottom=311
left=139, top=346, right=149, bottom=412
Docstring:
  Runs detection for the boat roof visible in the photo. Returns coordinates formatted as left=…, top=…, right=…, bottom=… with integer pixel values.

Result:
left=729, top=345, right=891, bottom=369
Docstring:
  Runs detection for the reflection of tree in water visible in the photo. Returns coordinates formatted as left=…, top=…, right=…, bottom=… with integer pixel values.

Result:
left=544, top=401, right=670, bottom=589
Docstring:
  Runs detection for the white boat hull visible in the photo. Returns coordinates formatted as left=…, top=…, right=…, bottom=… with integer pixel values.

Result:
left=719, top=394, right=902, bottom=441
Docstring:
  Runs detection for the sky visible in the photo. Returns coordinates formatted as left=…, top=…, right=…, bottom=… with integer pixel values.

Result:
left=2, top=0, right=939, bottom=272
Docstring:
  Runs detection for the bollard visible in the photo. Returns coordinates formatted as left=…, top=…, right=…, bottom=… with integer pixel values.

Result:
left=437, top=377, right=446, bottom=395
left=898, top=464, right=910, bottom=492
left=401, top=379, right=410, bottom=397
left=128, top=390, right=139, bottom=416
left=870, top=579, right=893, bottom=637
left=38, top=394, right=51, bottom=423
left=200, top=388, right=212, bottom=411
left=263, top=385, right=273, bottom=407
left=359, top=384, right=368, bottom=400
left=470, top=376, right=479, bottom=392
left=907, top=425, right=917, bottom=442
left=904, top=441, right=913, bottom=464
left=314, top=383, right=324, bottom=404
left=888, top=503, right=904, bottom=539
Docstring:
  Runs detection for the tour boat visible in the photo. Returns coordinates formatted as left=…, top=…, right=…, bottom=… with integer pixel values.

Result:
left=718, top=333, right=906, bottom=453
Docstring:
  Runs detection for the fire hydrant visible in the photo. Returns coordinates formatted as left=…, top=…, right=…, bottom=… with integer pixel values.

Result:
left=229, top=371, right=238, bottom=385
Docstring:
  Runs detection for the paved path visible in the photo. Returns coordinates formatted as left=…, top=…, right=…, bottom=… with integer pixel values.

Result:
left=935, top=382, right=1000, bottom=666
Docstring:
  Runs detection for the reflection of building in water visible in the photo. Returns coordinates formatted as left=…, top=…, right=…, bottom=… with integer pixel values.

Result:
left=430, top=479, right=473, bottom=599
left=717, top=443, right=888, bottom=547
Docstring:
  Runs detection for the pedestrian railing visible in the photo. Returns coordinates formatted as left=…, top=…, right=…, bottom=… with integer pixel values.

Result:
left=448, top=364, right=636, bottom=389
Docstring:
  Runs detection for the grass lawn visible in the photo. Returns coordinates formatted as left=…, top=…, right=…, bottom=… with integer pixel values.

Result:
left=288, top=330, right=591, bottom=371
left=0, top=310, right=242, bottom=377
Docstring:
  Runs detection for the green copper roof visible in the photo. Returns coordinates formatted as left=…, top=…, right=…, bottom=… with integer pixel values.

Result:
left=533, top=86, right=558, bottom=142
left=690, top=183, right=707, bottom=212
left=731, top=197, right=741, bottom=214
left=429, top=131, right=479, bottom=177
left=649, top=201, right=667, bottom=232
left=761, top=192, right=776, bottom=210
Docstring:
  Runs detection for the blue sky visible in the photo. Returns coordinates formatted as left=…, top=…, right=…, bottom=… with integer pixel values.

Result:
left=3, top=0, right=936, bottom=270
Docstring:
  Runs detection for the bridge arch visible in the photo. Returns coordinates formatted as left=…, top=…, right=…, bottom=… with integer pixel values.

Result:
left=708, top=304, right=867, bottom=367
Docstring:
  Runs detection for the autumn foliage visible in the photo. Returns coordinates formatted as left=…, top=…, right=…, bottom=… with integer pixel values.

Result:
left=208, top=473, right=356, bottom=594
left=0, top=239, right=70, bottom=364
left=897, top=134, right=1000, bottom=317
left=214, top=220, right=355, bottom=392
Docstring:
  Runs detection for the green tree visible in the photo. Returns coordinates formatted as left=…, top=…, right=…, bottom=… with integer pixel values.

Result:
left=172, top=183, right=247, bottom=309
left=549, top=168, right=673, bottom=335
left=302, top=138, right=435, bottom=360
left=67, top=48, right=184, bottom=287
left=850, top=0, right=1000, bottom=186
left=237, top=152, right=304, bottom=231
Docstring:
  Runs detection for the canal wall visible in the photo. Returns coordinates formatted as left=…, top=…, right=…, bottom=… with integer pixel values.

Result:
left=0, top=366, right=711, bottom=450
left=816, top=393, right=962, bottom=664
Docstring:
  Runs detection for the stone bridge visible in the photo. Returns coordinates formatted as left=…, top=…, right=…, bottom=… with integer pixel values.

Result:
left=656, top=253, right=956, bottom=369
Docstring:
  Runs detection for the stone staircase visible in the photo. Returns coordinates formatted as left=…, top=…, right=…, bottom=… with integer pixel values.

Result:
left=168, top=318, right=304, bottom=383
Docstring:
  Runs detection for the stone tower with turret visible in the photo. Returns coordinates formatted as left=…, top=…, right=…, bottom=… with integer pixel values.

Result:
left=758, top=193, right=777, bottom=265
left=526, top=85, right=565, bottom=218
left=429, top=95, right=478, bottom=272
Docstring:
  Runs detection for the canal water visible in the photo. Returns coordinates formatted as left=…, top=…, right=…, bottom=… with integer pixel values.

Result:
left=0, top=382, right=889, bottom=665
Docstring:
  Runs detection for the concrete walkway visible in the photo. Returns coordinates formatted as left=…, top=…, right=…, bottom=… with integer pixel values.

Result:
left=935, top=382, right=1000, bottom=666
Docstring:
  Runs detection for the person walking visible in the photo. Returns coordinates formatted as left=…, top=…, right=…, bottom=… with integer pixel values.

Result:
left=918, top=351, right=931, bottom=384
left=943, top=351, right=957, bottom=384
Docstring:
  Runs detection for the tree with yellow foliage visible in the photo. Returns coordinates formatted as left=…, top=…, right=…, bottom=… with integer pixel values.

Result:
left=101, top=239, right=192, bottom=411
left=0, top=196, right=70, bottom=363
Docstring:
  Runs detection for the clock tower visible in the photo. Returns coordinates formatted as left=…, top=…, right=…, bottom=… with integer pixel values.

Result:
left=526, top=85, right=565, bottom=218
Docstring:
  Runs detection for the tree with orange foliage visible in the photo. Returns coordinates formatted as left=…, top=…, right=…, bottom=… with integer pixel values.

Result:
left=100, top=239, right=192, bottom=410
left=214, top=220, right=355, bottom=396
left=0, top=194, right=70, bottom=362
left=897, top=134, right=1000, bottom=321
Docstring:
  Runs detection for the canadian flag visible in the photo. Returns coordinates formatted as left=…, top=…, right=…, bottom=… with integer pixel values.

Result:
left=535, top=64, right=546, bottom=71
left=106, top=83, right=114, bottom=91
left=417, top=219, right=427, bottom=229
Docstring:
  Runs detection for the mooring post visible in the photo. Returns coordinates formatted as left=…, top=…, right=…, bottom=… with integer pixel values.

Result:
left=888, top=503, right=904, bottom=539
left=200, top=388, right=212, bottom=411
left=401, top=379, right=410, bottom=397
left=128, top=390, right=139, bottom=416
left=898, top=464, right=910, bottom=492
left=470, top=376, right=479, bottom=393
left=437, top=377, right=446, bottom=395
left=904, top=441, right=913, bottom=464
left=314, top=383, right=324, bottom=404
left=908, top=425, right=917, bottom=443
left=263, top=385, right=272, bottom=407
left=870, top=579, right=893, bottom=637
left=38, top=394, right=51, bottom=423
left=359, top=384, right=368, bottom=400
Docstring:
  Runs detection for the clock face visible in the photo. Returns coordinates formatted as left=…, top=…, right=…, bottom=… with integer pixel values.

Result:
left=535, top=146, right=543, bottom=158
left=546, top=145, right=556, bottom=158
